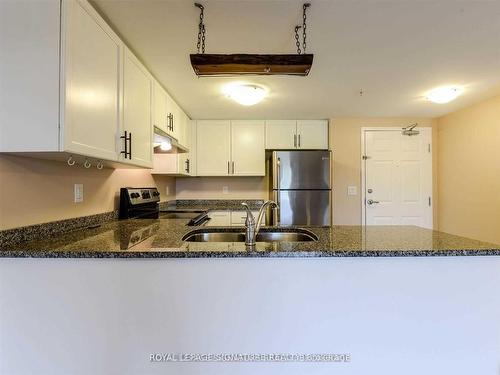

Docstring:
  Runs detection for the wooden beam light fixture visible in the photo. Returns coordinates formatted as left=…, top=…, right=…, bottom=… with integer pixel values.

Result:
left=190, top=3, right=314, bottom=77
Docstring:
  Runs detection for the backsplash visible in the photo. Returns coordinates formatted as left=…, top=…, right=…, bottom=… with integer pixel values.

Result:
left=0, top=155, right=176, bottom=230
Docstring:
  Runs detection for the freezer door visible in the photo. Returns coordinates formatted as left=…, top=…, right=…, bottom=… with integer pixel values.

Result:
left=276, top=190, right=331, bottom=226
left=273, top=151, right=331, bottom=190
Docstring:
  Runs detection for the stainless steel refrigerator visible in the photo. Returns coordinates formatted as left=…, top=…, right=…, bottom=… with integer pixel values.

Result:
left=270, top=150, right=332, bottom=226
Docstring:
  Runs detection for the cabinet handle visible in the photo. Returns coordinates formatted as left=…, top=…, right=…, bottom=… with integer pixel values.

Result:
left=185, top=158, right=190, bottom=173
left=128, top=132, right=132, bottom=159
left=298, top=134, right=301, bottom=148
left=228, top=161, right=230, bottom=174
left=294, top=134, right=297, bottom=148
left=120, top=131, right=131, bottom=159
left=232, top=161, right=235, bottom=174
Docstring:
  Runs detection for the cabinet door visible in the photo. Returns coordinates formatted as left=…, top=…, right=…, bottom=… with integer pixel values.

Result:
left=63, top=0, right=121, bottom=160
left=122, top=49, right=153, bottom=167
left=196, top=120, right=231, bottom=176
left=231, top=120, right=265, bottom=176
left=177, top=110, right=189, bottom=149
left=265, top=120, right=297, bottom=149
left=153, top=81, right=169, bottom=133
left=166, top=94, right=179, bottom=139
left=296, top=120, right=329, bottom=149
left=177, top=152, right=190, bottom=175
left=206, top=211, right=231, bottom=226
left=230, top=211, right=261, bottom=226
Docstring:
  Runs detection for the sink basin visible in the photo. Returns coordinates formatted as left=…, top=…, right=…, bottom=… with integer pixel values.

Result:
left=182, top=228, right=318, bottom=242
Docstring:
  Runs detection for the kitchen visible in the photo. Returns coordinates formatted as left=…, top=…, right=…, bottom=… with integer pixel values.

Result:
left=1, top=0, right=499, bottom=374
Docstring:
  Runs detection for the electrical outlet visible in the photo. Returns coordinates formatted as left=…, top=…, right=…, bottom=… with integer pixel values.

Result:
left=347, top=186, right=357, bottom=196
left=222, top=186, right=229, bottom=194
left=74, top=184, right=83, bottom=203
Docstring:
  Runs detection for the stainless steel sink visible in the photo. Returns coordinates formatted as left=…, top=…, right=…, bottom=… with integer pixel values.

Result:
left=182, top=228, right=318, bottom=242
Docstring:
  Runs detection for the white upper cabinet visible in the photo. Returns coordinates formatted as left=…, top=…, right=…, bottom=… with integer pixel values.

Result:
left=122, top=48, right=153, bottom=167
left=153, top=82, right=169, bottom=134
left=265, top=120, right=297, bottom=149
left=0, top=0, right=189, bottom=168
left=265, top=120, right=329, bottom=150
left=196, top=120, right=231, bottom=176
left=0, top=0, right=61, bottom=152
left=296, top=120, right=329, bottom=149
left=231, top=120, right=265, bottom=176
left=195, top=120, right=265, bottom=176
left=63, top=0, right=121, bottom=161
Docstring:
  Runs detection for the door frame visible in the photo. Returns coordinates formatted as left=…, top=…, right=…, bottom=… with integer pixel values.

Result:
left=360, top=127, right=433, bottom=228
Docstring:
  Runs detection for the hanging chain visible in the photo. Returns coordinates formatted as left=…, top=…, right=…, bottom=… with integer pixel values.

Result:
left=295, top=26, right=302, bottom=54
left=302, top=3, right=310, bottom=53
left=195, top=3, right=205, bottom=54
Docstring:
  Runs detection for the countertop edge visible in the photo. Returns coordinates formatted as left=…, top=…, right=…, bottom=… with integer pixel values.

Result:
left=1, top=248, right=500, bottom=259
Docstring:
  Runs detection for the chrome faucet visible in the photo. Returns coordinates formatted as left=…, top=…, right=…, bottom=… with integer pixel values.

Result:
left=241, top=200, right=279, bottom=247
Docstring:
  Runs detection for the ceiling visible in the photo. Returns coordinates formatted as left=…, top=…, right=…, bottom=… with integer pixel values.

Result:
left=93, top=0, right=500, bottom=120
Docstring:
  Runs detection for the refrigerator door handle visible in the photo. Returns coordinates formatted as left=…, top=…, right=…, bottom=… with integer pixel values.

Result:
left=276, top=157, right=281, bottom=224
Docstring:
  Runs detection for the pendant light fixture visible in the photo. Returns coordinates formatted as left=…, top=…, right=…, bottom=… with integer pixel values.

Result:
left=190, top=3, right=314, bottom=77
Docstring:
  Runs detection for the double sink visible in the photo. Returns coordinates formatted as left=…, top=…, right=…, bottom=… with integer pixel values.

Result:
left=182, top=227, right=318, bottom=243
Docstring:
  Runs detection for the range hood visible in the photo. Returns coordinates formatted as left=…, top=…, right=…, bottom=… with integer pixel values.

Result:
left=153, top=126, right=188, bottom=154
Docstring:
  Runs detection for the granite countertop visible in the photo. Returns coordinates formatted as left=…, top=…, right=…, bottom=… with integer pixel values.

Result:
left=162, top=199, right=264, bottom=211
left=1, top=216, right=499, bottom=258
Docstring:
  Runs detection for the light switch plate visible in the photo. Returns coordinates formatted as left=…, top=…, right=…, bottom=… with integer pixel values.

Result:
left=222, top=186, right=229, bottom=194
left=347, top=186, right=357, bottom=196
left=74, top=184, right=83, bottom=203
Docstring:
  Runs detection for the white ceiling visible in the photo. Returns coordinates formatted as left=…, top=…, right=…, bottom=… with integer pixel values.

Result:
left=93, top=0, right=500, bottom=119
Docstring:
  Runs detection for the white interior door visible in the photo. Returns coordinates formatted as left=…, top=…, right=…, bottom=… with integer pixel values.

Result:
left=363, top=128, right=432, bottom=228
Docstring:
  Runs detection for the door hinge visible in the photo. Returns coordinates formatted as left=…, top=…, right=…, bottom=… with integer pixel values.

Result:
left=428, top=197, right=431, bottom=206
left=362, top=155, right=371, bottom=160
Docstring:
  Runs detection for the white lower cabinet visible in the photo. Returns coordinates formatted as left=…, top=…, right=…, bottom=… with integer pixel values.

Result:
left=206, top=211, right=231, bottom=226
left=205, top=211, right=263, bottom=227
left=230, top=211, right=261, bottom=226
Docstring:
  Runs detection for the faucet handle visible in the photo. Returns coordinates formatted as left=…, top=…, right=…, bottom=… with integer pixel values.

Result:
left=241, top=202, right=255, bottom=224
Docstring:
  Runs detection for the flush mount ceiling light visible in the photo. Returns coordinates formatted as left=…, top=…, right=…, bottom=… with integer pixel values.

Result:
left=190, top=3, right=314, bottom=77
left=426, top=86, right=464, bottom=104
left=223, top=83, right=267, bottom=106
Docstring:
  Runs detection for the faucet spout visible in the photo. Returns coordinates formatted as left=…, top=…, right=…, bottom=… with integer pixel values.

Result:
left=242, top=200, right=279, bottom=247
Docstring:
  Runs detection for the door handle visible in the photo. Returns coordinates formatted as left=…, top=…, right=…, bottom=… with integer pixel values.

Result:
left=298, top=134, right=301, bottom=148
left=367, top=199, right=380, bottom=205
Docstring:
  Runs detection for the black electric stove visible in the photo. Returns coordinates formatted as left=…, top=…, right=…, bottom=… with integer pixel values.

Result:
left=119, top=187, right=160, bottom=219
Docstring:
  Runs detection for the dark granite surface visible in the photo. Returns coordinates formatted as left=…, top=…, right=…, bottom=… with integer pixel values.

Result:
left=1, top=215, right=499, bottom=258
left=164, top=199, right=265, bottom=211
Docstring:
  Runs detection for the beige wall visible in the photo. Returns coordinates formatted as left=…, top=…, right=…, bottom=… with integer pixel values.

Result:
left=0, top=155, right=176, bottom=230
left=175, top=176, right=267, bottom=200
left=437, top=95, right=500, bottom=245
left=330, top=117, right=438, bottom=226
